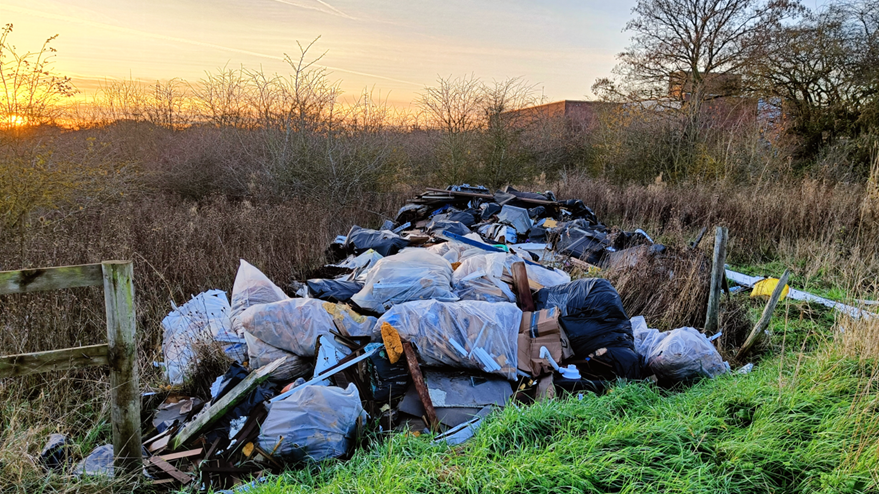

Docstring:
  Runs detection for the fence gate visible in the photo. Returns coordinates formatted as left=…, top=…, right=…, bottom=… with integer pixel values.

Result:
left=0, top=261, right=142, bottom=475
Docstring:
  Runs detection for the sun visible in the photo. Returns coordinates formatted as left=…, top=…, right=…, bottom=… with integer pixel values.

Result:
left=2, top=114, right=26, bottom=128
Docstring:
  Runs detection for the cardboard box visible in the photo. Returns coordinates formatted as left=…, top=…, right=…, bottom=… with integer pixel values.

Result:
left=517, top=308, right=574, bottom=376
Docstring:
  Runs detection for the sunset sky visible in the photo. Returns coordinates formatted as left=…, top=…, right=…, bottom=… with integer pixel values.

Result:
left=1, top=0, right=638, bottom=108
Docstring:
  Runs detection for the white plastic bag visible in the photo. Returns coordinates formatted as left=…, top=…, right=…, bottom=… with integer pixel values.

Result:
left=425, top=235, right=487, bottom=264
left=631, top=315, right=667, bottom=358
left=351, top=248, right=458, bottom=313
left=162, top=290, right=245, bottom=385
left=376, top=300, right=522, bottom=380
left=240, top=299, right=377, bottom=357
left=259, top=383, right=365, bottom=461
left=230, top=260, right=288, bottom=337
left=646, top=327, right=727, bottom=382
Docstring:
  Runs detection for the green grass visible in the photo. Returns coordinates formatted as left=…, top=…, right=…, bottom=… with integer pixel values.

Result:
left=248, top=349, right=878, bottom=494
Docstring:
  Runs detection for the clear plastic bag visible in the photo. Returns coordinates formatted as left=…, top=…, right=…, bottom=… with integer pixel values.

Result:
left=631, top=315, right=667, bottom=358
left=243, top=332, right=312, bottom=383
left=162, top=289, right=245, bottom=385
left=452, top=252, right=570, bottom=303
left=376, top=300, right=522, bottom=380
left=240, top=299, right=377, bottom=357
left=452, top=253, right=516, bottom=303
left=351, top=248, right=458, bottom=313
left=646, top=327, right=728, bottom=382
left=230, top=260, right=288, bottom=338
left=259, top=383, right=366, bottom=462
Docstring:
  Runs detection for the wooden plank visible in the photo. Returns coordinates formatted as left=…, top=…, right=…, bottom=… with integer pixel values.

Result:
left=690, top=226, right=708, bottom=250
left=424, top=187, right=495, bottom=199
left=510, top=261, right=536, bottom=312
left=159, top=448, right=203, bottom=461
left=102, top=261, right=143, bottom=475
left=401, top=341, right=439, bottom=431
left=171, top=357, right=284, bottom=450
left=0, top=344, right=108, bottom=378
left=0, top=263, right=103, bottom=295
left=149, top=456, right=193, bottom=485
left=704, top=227, right=728, bottom=334
left=739, top=269, right=790, bottom=358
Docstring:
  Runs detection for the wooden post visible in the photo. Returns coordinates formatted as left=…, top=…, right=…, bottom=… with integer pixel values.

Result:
left=739, top=269, right=790, bottom=358
left=102, top=261, right=143, bottom=476
left=704, top=226, right=728, bottom=334
left=401, top=341, right=439, bottom=431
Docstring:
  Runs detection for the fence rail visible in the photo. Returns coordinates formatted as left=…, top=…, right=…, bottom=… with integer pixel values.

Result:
left=0, top=261, right=142, bottom=475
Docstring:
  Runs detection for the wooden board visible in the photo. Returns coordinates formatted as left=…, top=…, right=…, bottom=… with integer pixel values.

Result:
left=149, top=456, right=192, bottom=484
left=0, top=263, right=103, bottom=295
left=510, top=261, right=536, bottom=312
left=159, top=448, right=203, bottom=461
left=0, top=344, right=109, bottom=378
left=171, top=357, right=284, bottom=450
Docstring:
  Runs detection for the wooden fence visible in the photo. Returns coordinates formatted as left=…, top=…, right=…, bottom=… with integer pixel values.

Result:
left=0, top=261, right=142, bottom=475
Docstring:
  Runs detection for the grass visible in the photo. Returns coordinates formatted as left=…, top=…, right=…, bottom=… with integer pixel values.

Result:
left=250, top=345, right=878, bottom=494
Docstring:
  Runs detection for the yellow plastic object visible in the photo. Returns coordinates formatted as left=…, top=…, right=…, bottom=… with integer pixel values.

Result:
left=380, top=322, right=404, bottom=364
left=543, top=219, right=558, bottom=228
left=750, top=278, right=790, bottom=301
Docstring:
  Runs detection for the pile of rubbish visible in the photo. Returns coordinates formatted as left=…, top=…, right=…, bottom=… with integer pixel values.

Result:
left=65, top=185, right=732, bottom=489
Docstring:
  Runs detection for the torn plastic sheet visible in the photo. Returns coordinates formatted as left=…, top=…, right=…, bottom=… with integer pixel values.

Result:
left=331, top=250, right=384, bottom=283
left=351, top=248, right=458, bottom=314
left=376, top=300, right=522, bottom=380
left=259, top=383, right=366, bottom=462
left=162, top=289, right=245, bottom=385
left=343, top=225, right=410, bottom=257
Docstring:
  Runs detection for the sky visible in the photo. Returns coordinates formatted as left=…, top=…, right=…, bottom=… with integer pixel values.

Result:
left=1, top=0, right=638, bottom=108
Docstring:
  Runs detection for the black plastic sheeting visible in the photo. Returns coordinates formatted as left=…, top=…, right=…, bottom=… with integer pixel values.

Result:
left=480, top=203, right=501, bottom=220
left=307, top=279, right=363, bottom=303
left=534, top=279, right=640, bottom=380
left=552, top=227, right=611, bottom=265
left=344, top=225, right=410, bottom=257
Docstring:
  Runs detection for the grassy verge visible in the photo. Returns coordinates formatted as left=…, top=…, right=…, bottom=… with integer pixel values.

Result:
left=252, top=345, right=878, bottom=494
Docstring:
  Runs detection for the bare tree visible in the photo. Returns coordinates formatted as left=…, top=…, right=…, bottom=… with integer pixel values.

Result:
left=617, top=0, right=800, bottom=105
left=418, top=74, right=484, bottom=183
left=0, top=24, right=75, bottom=130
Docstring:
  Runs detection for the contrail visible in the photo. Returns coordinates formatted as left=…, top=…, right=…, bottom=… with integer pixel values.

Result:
left=268, top=0, right=356, bottom=20
left=0, top=4, right=420, bottom=87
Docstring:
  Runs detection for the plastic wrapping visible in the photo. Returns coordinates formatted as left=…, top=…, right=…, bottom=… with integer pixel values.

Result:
left=351, top=249, right=458, bottom=314
left=240, top=299, right=377, bottom=357
left=425, top=236, right=486, bottom=263
left=631, top=315, right=667, bottom=358
left=244, top=332, right=312, bottom=383
left=452, top=252, right=570, bottom=303
left=259, top=383, right=366, bottom=462
left=230, top=260, right=289, bottom=338
left=162, top=290, right=245, bottom=385
left=452, top=253, right=516, bottom=303
left=306, top=279, right=362, bottom=303
left=376, top=300, right=522, bottom=380
left=646, top=327, right=728, bottom=382
left=344, top=225, right=409, bottom=257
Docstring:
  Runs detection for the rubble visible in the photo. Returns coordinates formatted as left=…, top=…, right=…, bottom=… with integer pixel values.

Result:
left=129, top=184, right=737, bottom=490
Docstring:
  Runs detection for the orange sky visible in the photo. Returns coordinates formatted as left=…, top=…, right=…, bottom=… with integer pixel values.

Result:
left=1, top=1, right=636, bottom=108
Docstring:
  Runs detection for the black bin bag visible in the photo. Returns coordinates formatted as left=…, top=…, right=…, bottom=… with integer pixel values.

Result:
left=534, top=279, right=640, bottom=379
